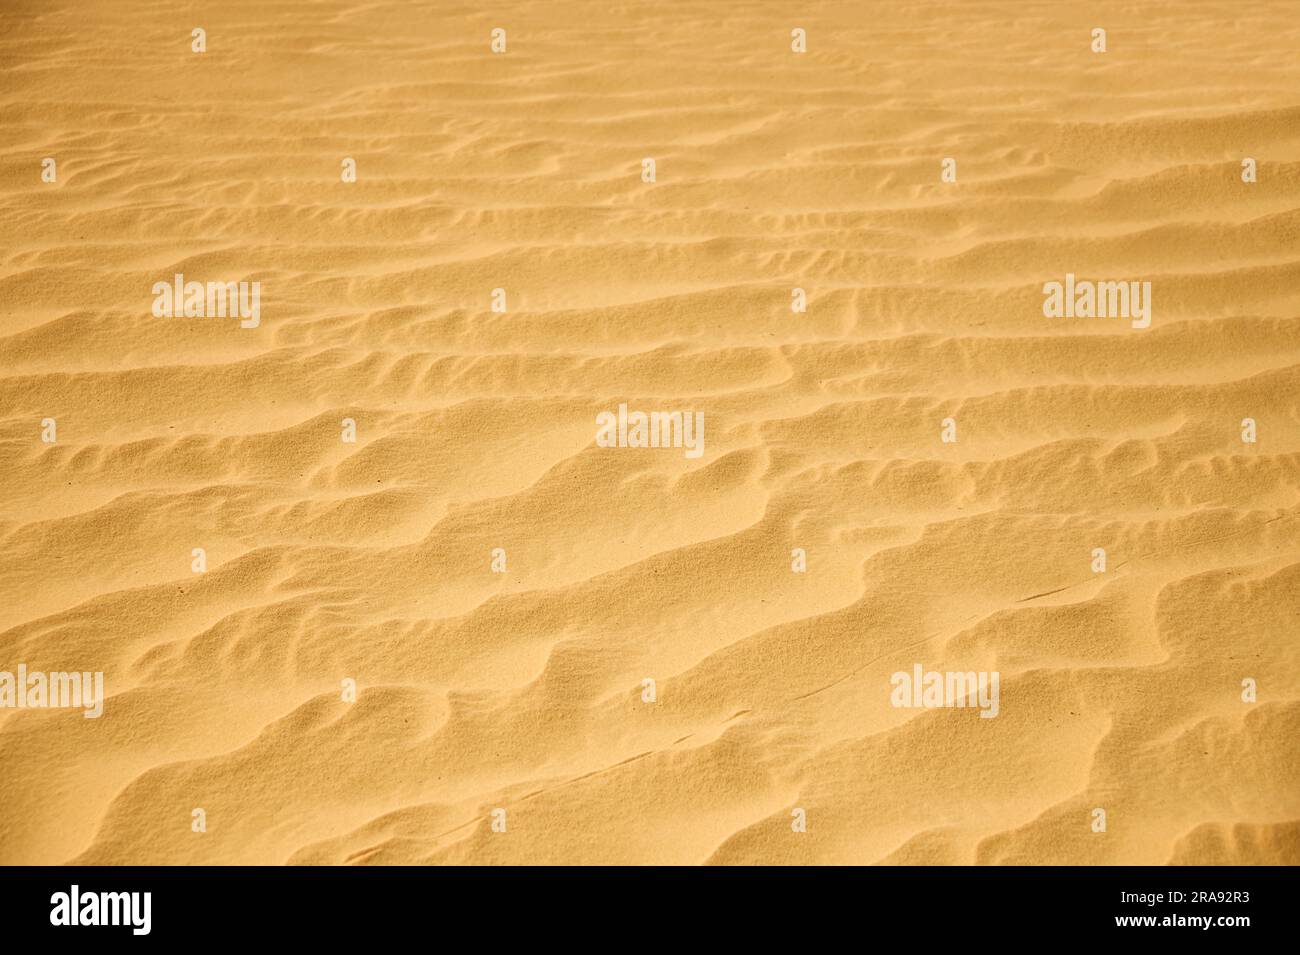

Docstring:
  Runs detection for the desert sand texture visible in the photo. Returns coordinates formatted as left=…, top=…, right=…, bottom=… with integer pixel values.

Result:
left=1, top=0, right=1298, bottom=865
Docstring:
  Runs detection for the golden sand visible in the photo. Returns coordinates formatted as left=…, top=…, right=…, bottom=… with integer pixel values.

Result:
left=1, top=0, right=1298, bottom=865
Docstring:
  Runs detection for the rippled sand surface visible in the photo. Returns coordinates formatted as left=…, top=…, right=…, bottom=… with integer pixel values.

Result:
left=1, top=0, right=1298, bottom=864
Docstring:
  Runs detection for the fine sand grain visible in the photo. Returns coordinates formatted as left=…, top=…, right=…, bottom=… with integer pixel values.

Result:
left=1, top=0, right=1298, bottom=865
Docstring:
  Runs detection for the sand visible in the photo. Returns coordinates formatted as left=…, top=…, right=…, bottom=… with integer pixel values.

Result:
left=1, top=0, right=1298, bottom=866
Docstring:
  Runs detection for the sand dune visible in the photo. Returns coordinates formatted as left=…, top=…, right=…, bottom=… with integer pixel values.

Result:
left=1, top=0, right=1298, bottom=865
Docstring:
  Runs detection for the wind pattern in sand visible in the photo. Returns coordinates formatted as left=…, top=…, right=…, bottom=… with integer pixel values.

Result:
left=1, top=0, right=1299, bottom=864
